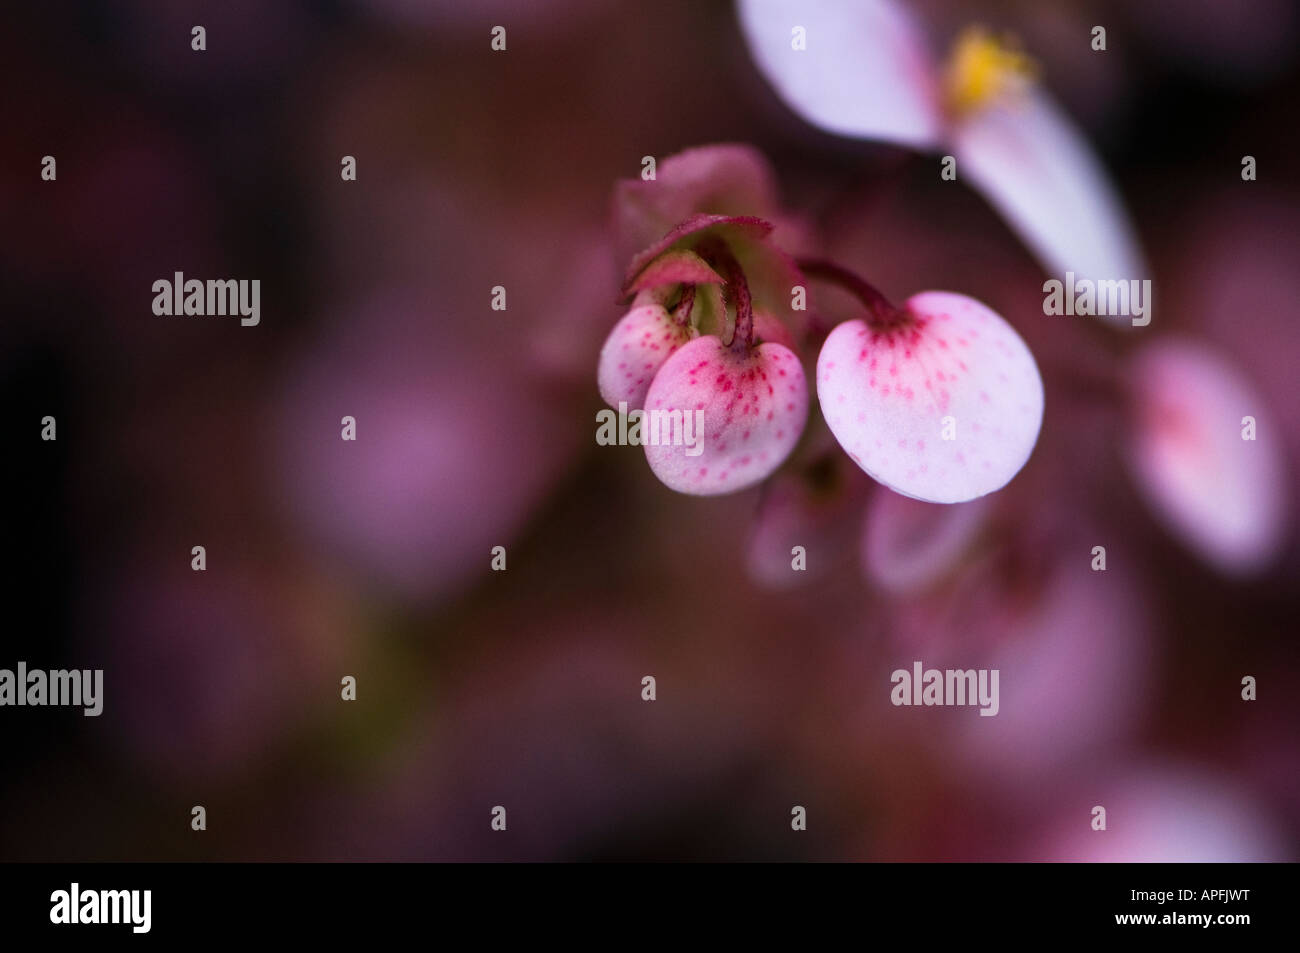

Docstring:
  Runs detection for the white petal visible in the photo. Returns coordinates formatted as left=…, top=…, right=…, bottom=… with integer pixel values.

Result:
left=597, top=304, right=695, bottom=410
left=736, top=0, right=943, bottom=148
left=952, top=90, right=1148, bottom=298
left=817, top=291, right=1044, bottom=503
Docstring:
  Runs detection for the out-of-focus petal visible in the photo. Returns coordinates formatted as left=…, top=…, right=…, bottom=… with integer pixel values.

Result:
left=746, top=451, right=871, bottom=588
left=862, top=492, right=989, bottom=593
left=1181, top=193, right=1300, bottom=464
left=273, top=295, right=579, bottom=605
left=1124, top=337, right=1289, bottom=575
left=951, top=89, right=1147, bottom=295
left=883, top=529, right=1153, bottom=789
left=736, top=0, right=943, bottom=148
left=1040, top=765, right=1284, bottom=862
left=953, top=558, right=1152, bottom=785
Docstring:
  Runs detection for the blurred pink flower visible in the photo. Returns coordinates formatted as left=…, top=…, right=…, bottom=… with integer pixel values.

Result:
left=1039, top=765, right=1285, bottom=861
left=1124, top=337, right=1290, bottom=575
left=887, top=528, right=1153, bottom=787
left=1180, top=193, right=1300, bottom=468
left=272, top=293, right=582, bottom=605
left=737, top=0, right=1147, bottom=290
left=746, top=435, right=873, bottom=587
left=861, top=491, right=990, bottom=593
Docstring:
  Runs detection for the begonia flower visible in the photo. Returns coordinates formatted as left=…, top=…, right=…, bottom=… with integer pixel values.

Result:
left=737, top=0, right=1147, bottom=294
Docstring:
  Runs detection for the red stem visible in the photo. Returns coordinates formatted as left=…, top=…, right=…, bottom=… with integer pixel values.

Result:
left=671, top=283, right=696, bottom=326
left=698, top=239, right=753, bottom=350
left=796, top=258, right=905, bottom=328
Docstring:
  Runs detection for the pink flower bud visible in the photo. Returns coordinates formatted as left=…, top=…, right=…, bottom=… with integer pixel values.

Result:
left=597, top=301, right=695, bottom=410
left=643, top=335, right=809, bottom=495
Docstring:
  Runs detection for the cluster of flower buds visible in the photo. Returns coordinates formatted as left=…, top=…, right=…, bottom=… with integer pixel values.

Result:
left=600, top=214, right=812, bottom=495
left=599, top=145, right=1045, bottom=505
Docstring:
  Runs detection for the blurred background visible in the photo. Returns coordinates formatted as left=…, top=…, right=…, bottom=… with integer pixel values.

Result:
left=2, top=0, right=1297, bottom=861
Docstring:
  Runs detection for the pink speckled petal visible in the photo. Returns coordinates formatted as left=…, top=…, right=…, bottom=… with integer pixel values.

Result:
left=1124, top=337, right=1289, bottom=575
left=736, top=0, right=943, bottom=148
left=644, top=335, right=809, bottom=495
left=817, top=291, right=1044, bottom=503
left=597, top=304, right=694, bottom=410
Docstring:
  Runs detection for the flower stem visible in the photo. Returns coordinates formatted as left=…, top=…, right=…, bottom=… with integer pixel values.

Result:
left=796, top=258, right=906, bottom=329
left=671, top=283, right=696, bottom=326
left=699, top=239, right=753, bottom=350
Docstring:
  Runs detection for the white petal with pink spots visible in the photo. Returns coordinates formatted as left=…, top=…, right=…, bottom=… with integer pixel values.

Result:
left=597, top=304, right=695, bottom=410
left=817, top=291, right=1043, bottom=503
left=644, top=335, right=809, bottom=495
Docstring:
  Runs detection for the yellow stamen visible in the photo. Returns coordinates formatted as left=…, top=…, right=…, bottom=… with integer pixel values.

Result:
left=943, top=27, right=1038, bottom=118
